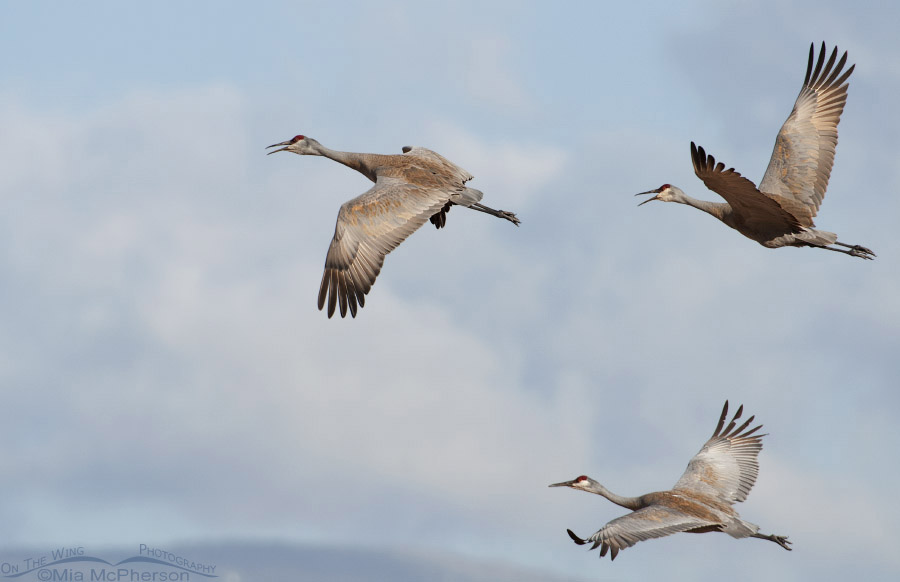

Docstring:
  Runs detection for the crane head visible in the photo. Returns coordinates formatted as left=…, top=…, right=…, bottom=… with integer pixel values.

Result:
left=266, top=134, right=317, bottom=155
left=549, top=475, right=595, bottom=490
left=635, top=184, right=681, bottom=206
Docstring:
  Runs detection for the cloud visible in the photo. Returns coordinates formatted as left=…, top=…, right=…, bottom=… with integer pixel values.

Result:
left=461, top=37, right=536, bottom=114
left=4, top=67, right=898, bottom=579
left=423, top=120, right=567, bottom=208
left=0, top=84, right=583, bottom=554
left=2, top=3, right=900, bottom=581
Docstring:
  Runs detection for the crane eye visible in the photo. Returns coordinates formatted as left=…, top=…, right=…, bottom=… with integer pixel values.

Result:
left=291, top=135, right=305, bottom=143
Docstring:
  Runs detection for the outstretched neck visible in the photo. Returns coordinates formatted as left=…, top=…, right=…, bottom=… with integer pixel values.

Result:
left=593, top=484, right=644, bottom=511
left=310, top=142, right=387, bottom=183
left=675, top=192, right=732, bottom=223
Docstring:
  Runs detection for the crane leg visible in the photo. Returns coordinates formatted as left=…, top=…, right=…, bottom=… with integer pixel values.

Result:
left=751, top=532, right=792, bottom=550
left=469, top=202, right=521, bottom=226
left=813, top=243, right=875, bottom=260
left=833, top=241, right=876, bottom=258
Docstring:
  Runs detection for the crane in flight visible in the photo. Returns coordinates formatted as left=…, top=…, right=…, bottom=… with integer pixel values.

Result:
left=637, top=43, right=874, bottom=260
left=550, top=401, right=791, bottom=560
left=267, top=136, right=519, bottom=318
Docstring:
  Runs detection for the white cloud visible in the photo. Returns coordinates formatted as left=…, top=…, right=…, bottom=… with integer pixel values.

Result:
left=421, top=120, right=568, bottom=209
left=461, top=37, right=536, bottom=114
left=2, top=3, right=900, bottom=580
left=0, top=85, right=585, bottom=552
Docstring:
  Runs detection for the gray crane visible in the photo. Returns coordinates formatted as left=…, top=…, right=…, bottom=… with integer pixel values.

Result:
left=637, top=43, right=874, bottom=260
left=550, top=401, right=791, bottom=561
left=267, top=136, right=520, bottom=318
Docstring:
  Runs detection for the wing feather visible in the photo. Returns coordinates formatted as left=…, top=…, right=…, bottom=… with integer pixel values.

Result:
left=758, top=42, right=854, bottom=218
left=672, top=401, right=765, bottom=504
left=402, top=146, right=475, bottom=184
left=578, top=506, right=716, bottom=561
left=317, top=176, right=454, bottom=318
left=691, top=142, right=805, bottom=235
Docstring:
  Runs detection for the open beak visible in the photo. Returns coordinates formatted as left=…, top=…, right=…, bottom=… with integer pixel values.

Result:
left=549, top=479, right=577, bottom=488
left=266, top=140, right=292, bottom=155
left=635, top=189, right=660, bottom=206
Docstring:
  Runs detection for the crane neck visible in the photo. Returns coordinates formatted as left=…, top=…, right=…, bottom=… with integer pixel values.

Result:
left=593, top=484, right=645, bottom=511
left=675, top=192, right=732, bottom=223
left=310, top=143, right=390, bottom=183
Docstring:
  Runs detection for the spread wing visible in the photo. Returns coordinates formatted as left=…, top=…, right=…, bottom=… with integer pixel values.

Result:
left=691, top=142, right=806, bottom=234
left=672, top=401, right=764, bottom=504
left=570, top=506, right=716, bottom=561
left=759, top=42, right=854, bottom=219
left=318, top=176, right=454, bottom=318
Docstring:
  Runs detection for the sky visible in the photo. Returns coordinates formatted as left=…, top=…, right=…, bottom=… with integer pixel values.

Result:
left=1, top=0, right=899, bottom=580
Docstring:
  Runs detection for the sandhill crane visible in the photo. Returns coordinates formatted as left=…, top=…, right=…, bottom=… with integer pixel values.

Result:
left=637, top=43, right=874, bottom=260
left=549, top=401, right=790, bottom=561
left=267, top=136, right=520, bottom=318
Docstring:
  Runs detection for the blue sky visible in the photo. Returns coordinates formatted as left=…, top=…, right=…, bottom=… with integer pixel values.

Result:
left=2, top=1, right=899, bottom=580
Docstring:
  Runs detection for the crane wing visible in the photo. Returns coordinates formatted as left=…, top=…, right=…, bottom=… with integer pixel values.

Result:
left=691, top=142, right=805, bottom=234
left=758, top=43, right=854, bottom=219
left=672, top=401, right=764, bottom=504
left=575, top=506, right=716, bottom=561
left=402, top=146, right=475, bottom=184
left=318, top=176, right=454, bottom=318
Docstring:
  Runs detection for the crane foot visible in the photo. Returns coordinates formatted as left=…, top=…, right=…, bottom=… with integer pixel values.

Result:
left=772, top=535, right=792, bottom=551
left=848, top=245, right=876, bottom=259
left=499, top=210, right=521, bottom=226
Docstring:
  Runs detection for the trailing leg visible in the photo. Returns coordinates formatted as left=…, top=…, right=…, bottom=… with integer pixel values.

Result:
left=834, top=241, right=876, bottom=258
left=751, top=532, right=792, bottom=550
left=469, top=202, right=521, bottom=226
left=812, top=243, right=875, bottom=260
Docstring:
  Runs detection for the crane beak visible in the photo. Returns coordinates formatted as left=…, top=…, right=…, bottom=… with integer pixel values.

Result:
left=266, top=140, right=292, bottom=155
left=635, top=190, right=660, bottom=206
left=549, top=479, right=577, bottom=488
